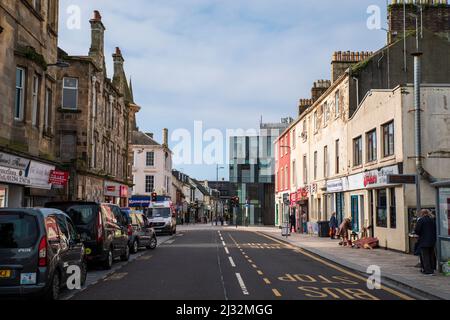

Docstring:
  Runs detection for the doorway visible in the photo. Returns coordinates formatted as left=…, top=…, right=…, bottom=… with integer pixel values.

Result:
left=351, top=195, right=360, bottom=232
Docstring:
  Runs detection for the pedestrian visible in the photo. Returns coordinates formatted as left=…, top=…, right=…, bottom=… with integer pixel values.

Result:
left=329, top=212, right=338, bottom=239
left=414, top=209, right=437, bottom=275
left=289, top=212, right=296, bottom=233
left=337, top=218, right=352, bottom=247
left=302, top=212, right=308, bottom=234
left=220, top=216, right=224, bottom=226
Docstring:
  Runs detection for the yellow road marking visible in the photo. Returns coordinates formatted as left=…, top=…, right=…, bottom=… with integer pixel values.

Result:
left=248, top=259, right=253, bottom=263
left=257, top=270, right=264, bottom=276
left=263, top=278, right=272, bottom=285
left=272, top=289, right=282, bottom=297
left=257, top=232, right=414, bottom=301
left=252, top=264, right=258, bottom=269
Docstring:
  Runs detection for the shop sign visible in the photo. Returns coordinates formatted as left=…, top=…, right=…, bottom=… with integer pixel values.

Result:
left=120, top=186, right=129, bottom=198
left=0, top=166, right=31, bottom=185
left=28, top=161, right=55, bottom=190
left=348, top=165, right=399, bottom=191
left=0, top=152, right=30, bottom=171
left=290, top=193, right=297, bottom=205
left=48, top=170, right=69, bottom=186
left=326, top=178, right=348, bottom=193
left=105, top=182, right=120, bottom=197
left=297, top=187, right=309, bottom=201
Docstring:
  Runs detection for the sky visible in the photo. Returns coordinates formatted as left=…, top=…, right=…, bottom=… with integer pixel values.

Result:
left=58, top=0, right=389, bottom=181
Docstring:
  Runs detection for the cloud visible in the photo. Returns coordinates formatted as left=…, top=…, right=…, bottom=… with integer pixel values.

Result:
left=59, top=0, right=387, bottom=179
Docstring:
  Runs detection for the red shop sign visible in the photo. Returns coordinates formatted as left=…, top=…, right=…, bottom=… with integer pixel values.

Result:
left=48, top=170, right=69, bottom=186
left=120, top=186, right=128, bottom=198
left=106, top=186, right=116, bottom=192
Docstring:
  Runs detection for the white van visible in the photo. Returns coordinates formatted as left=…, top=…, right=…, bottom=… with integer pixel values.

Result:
left=145, top=201, right=177, bottom=235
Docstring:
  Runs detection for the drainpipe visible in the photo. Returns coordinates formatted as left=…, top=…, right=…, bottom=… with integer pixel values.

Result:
left=412, top=52, right=435, bottom=212
left=413, top=52, right=423, bottom=212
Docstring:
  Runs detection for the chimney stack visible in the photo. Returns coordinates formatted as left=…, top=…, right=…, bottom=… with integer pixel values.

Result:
left=298, top=99, right=313, bottom=116
left=162, top=128, right=168, bottom=148
left=89, top=10, right=106, bottom=70
left=331, top=51, right=373, bottom=83
left=311, top=80, right=331, bottom=102
left=388, top=1, right=450, bottom=44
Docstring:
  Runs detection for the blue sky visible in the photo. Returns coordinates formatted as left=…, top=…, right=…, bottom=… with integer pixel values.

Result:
left=58, top=0, right=388, bottom=180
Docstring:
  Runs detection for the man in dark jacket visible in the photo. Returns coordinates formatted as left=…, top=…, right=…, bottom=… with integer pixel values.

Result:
left=414, top=209, right=437, bottom=275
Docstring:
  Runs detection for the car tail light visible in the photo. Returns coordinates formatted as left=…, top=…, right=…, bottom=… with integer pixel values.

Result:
left=127, top=224, right=132, bottom=236
left=97, top=211, right=104, bottom=242
left=38, top=236, right=47, bottom=267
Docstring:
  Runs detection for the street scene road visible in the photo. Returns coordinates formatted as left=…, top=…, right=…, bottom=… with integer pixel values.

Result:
left=68, top=227, right=414, bottom=300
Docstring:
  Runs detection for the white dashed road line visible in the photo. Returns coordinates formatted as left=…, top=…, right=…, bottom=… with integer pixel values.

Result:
left=235, top=273, right=249, bottom=296
left=224, top=247, right=230, bottom=255
left=228, top=257, right=236, bottom=267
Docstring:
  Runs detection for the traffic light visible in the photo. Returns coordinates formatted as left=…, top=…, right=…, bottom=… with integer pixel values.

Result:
left=151, top=192, right=157, bottom=202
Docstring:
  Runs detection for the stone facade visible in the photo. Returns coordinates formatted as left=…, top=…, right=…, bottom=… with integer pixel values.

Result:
left=54, top=11, right=139, bottom=205
left=0, top=0, right=65, bottom=206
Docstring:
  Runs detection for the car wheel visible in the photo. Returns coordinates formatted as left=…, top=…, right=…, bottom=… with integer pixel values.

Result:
left=80, top=260, right=88, bottom=286
left=103, top=248, right=113, bottom=270
left=147, top=236, right=157, bottom=250
left=44, top=271, right=60, bottom=300
left=131, top=240, right=139, bottom=254
left=120, top=244, right=130, bottom=261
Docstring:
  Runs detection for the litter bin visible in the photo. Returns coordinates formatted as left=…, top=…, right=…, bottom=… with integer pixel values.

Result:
left=318, top=221, right=330, bottom=238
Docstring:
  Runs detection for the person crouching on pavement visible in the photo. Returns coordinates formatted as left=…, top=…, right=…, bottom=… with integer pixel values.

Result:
left=329, top=212, right=338, bottom=239
left=414, top=209, right=437, bottom=275
left=337, top=218, right=352, bottom=247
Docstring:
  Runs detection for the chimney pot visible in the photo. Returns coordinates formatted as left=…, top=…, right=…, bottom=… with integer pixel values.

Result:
left=92, top=10, right=102, bottom=22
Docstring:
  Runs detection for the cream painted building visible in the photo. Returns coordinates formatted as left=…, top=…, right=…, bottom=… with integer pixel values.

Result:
left=131, top=130, right=173, bottom=197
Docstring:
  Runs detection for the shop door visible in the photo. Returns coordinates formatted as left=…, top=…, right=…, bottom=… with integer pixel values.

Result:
left=351, top=196, right=359, bottom=233
left=336, top=194, right=343, bottom=225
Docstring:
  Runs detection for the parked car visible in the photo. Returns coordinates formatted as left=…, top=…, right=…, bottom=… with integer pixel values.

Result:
left=45, top=202, right=130, bottom=270
left=126, top=211, right=157, bottom=253
left=0, top=208, right=87, bottom=300
left=145, top=201, right=177, bottom=235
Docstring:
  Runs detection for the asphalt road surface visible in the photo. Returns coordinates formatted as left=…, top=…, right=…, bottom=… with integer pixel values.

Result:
left=68, top=228, right=416, bottom=300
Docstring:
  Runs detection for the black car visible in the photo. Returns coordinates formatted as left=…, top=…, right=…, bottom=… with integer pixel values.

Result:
left=126, top=211, right=157, bottom=253
left=0, top=208, right=87, bottom=300
left=45, top=202, right=130, bottom=270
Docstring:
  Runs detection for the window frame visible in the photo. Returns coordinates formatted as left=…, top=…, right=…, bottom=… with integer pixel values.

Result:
left=366, top=129, right=377, bottom=163
left=32, top=74, right=40, bottom=127
left=62, top=77, right=79, bottom=110
left=145, top=175, right=155, bottom=193
left=382, top=121, right=395, bottom=158
left=353, top=136, right=363, bottom=167
left=15, top=67, right=26, bottom=121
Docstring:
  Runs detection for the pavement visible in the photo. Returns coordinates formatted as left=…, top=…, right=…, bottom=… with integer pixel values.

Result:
left=241, top=225, right=450, bottom=300
left=64, top=225, right=422, bottom=300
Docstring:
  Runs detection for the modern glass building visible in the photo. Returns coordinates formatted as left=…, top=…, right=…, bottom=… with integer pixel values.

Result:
left=229, top=118, right=292, bottom=225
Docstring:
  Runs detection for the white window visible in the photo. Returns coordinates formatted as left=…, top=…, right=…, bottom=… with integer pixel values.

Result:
left=313, top=111, right=318, bottom=132
left=323, top=102, right=329, bottom=125
left=145, top=151, right=155, bottom=167
left=32, top=75, right=40, bottom=127
left=15, top=68, right=25, bottom=121
left=145, top=176, right=154, bottom=193
left=335, top=91, right=340, bottom=117
left=62, top=77, right=78, bottom=109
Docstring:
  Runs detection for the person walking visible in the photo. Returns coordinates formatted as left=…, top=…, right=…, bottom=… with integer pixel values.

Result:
left=414, top=209, right=437, bottom=275
left=337, top=218, right=352, bottom=246
left=302, top=212, right=308, bottom=234
left=289, top=212, right=296, bottom=233
left=329, top=212, right=338, bottom=239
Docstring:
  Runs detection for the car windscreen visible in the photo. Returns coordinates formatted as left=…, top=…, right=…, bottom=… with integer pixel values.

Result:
left=46, top=204, right=97, bottom=240
left=0, top=213, right=39, bottom=249
left=146, top=208, right=171, bottom=218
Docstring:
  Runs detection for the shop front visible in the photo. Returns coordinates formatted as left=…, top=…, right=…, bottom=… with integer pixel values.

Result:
left=346, top=164, right=405, bottom=250
left=296, top=187, right=309, bottom=233
left=104, top=181, right=130, bottom=207
left=326, top=178, right=348, bottom=226
left=0, top=152, right=60, bottom=207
